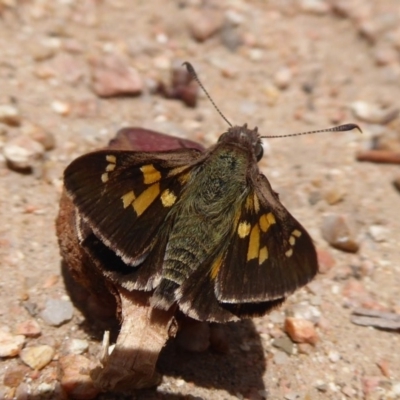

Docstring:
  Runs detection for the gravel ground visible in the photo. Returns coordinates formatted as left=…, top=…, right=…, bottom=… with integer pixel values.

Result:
left=0, top=1, right=400, bottom=399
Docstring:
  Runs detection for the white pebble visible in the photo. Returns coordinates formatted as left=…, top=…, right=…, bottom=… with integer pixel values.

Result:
left=328, top=350, right=341, bottom=363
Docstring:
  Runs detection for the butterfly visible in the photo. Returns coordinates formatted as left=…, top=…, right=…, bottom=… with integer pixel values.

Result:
left=63, top=122, right=325, bottom=323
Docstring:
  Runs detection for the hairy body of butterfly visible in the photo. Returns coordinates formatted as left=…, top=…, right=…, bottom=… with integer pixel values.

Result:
left=64, top=125, right=318, bottom=322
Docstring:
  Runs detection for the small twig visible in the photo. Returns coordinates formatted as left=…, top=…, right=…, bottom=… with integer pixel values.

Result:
left=356, top=150, right=400, bottom=164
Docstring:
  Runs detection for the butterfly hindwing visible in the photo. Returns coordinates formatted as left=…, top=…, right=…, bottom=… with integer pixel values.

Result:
left=64, top=148, right=202, bottom=267
left=215, top=173, right=318, bottom=304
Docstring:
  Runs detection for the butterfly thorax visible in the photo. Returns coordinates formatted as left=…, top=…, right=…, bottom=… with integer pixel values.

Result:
left=154, top=138, right=256, bottom=307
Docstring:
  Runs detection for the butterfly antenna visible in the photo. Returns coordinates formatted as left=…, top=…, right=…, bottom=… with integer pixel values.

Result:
left=183, top=62, right=232, bottom=127
left=260, top=123, right=362, bottom=139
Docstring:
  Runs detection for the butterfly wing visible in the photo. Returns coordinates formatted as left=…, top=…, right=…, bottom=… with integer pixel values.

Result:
left=215, top=173, right=319, bottom=304
left=175, top=243, right=287, bottom=322
left=64, top=148, right=202, bottom=267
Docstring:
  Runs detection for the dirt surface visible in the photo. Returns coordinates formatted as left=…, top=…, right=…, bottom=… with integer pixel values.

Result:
left=0, top=1, right=400, bottom=399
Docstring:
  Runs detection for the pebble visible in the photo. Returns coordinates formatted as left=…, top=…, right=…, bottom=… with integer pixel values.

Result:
left=158, top=60, right=199, bottom=108
left=299, top=0, right=331, bottom=15
left=341, top=385, right=356, bottom=397
left=268, top=310, right=285, bottom=324
left=0, top=330, right=25, bottom=357
left=263, top=83, right=280, bottom=106
left=90, top=54, right=143, bottom=97
left=308, top=190, right=322, bottom=205
left=334, top=265, right=353, bottom=280
left=186, top=9, right=223, bottom=42
left=51, top=100, right=71, bottom=116
left=323, top=186, right=346, bottom=205
left=328, top=350, right=340, bottom=363
left=390, top=382, right=400, bottom=397
left=377, top=359, right=391, bottom=378
left=342, top=279, right=371, bottom=308
left=220, top=21, right=242, bottom=51
left=15, top=319, right=41, bottom=338
left=59, top=354, right=100, bottom=400
left=0, top=104, right=21, bottom=126
left=248, top=48, right=264, bottom=61
left=65, top=338, right=89, bottom=355
left=3, top=365, right=29, bottom=388
left=19, top=345, right=55, bottom=370
left=361, top=376, right=382, bottom=396
left=358, top=20, right=380, bottom=44
left=287, top=303, right=321, bottom=323
left=40, top=298, right=74, bottom=326
left=315, top=381, right=328, bottom=392
left=3, top=135, right=45, bottom=171
left=273, top=350, right=290, bottom=365
left=316, top=249, right=336, bottom=273
left=272, top=335, right=294, bottom=355
left=273, top=67, right=292, bottom=90
left=15, top=383, right=30, bottom=400
left=368, top=224, right=389, bottom=242
left=284, top=391, right=303, bottom=400
left=321, top=213, right=360, bottom=253
left=350, top=101, right=398, bottom=124
left=29, top=41, right=56, bottom=61
left=297, top=343, right=314, bottom=354
left=21, top=123, right=55, bottom=151
left=373, top=45, right=399, bottom=66
left=53, top=53, right=87, bottom=84
left=284, top=317, right=318, bottom=345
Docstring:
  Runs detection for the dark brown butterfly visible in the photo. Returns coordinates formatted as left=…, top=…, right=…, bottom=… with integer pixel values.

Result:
left=64, top=64, right=360, bottom=323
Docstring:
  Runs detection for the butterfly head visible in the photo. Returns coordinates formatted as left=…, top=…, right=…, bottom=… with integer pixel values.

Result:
left=218, top=124, right=264, bottom=161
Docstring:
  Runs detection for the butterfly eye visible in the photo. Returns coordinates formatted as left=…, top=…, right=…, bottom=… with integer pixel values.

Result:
left=255, top=143, right=264, bottom=161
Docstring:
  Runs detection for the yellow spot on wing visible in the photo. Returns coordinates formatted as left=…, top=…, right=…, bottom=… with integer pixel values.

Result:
left=210, top=255, right=223, bottom=279
left=267, top=212, right=276, bottom=225
left=168, top=166, right=187, bottom=177
left=253, top=193, right=260, bottom=213
left=245, top=195, right=253, bottom=211
left=292, top=229, right=302, bottom=237
left=106, top=163, right=116, bottom=171
left=238, top=221, right=251, bottom=238
left=141, top=164, right=162, bottom=185
left=259, top=212, right=276, bottom=232
left=285, top=248, right=293, bottom=258
left=101, top=173, right=108, bottom=183
left=247, top=225, right=260, bottom=261
left=178, top=171, right=190, bottom=185
left=121, top=190, right=136, bottom=208
left=289, top=235, right=296, bottom=246
left=259, top=246, right=269, bottom=264
left=106, top=155, right=116, bottom=163
left=161, top=189, right=177, bottom=207
left=133, top=183, right=160, bottom=216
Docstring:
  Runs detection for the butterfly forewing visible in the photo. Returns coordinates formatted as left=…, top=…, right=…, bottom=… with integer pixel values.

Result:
left=64, top=148, right=201, bottom=266
left=215, top=174, right=318, bottom=303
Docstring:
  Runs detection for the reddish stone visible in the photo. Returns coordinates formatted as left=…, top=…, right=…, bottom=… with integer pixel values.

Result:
left=317, top=249, right=336, bottom=273
left=284, top=317, right=318, bottom=345
left=15, top=319, right=41, bottom=338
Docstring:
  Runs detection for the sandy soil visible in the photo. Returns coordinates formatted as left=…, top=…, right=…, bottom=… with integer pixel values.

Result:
left=0, top=1, right=399, bottom=399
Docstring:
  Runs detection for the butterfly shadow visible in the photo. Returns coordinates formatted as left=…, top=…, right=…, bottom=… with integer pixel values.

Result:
left=61, top=262, right=267, bottom=399
left=157, top=319, right=267, bottom=398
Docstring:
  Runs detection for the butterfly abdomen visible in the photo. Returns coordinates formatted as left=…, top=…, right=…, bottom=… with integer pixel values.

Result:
left=151, top=146, right=251, bottom=310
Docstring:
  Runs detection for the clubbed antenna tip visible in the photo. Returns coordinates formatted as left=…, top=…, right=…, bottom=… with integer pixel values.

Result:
left=183, top=62, right=232, bottom=127
left=261, top=123, right=362, bottom=139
